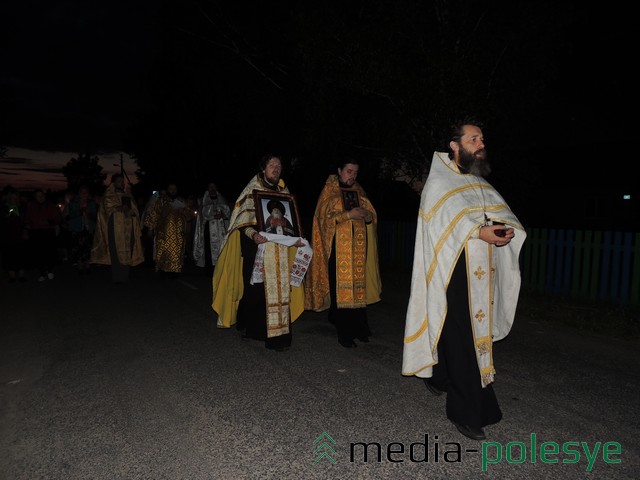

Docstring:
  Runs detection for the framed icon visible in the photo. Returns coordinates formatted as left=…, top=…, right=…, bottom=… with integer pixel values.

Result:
left=340, top=188, right=361, bottom=211
left=253, top=190, right=303, bottom=237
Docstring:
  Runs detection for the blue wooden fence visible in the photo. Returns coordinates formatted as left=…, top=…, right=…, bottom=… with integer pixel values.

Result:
left=376, top=221, right=640, bottom=306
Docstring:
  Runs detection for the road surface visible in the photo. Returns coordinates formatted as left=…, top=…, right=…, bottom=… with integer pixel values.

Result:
left=1, top=261, right=638, bottom=479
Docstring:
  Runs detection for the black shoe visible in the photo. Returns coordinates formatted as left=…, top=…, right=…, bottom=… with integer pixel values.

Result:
left=356, top=336, right=370, bottom=343
left=339, top=340, right=357, bottom=348
left=423, top=379, right=444, bottom=396
left=452, top=421, right=486, bottom=441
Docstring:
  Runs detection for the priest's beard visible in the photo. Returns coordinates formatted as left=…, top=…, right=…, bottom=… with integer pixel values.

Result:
left=262, top=172, right=281, bottom=187
left=459, top=148, right=491, bottom=177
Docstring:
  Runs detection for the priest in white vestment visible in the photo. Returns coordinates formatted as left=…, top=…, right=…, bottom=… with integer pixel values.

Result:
left=402, top=118, right=526, bottom=441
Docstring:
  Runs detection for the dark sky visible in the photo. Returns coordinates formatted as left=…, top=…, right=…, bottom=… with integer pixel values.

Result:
left=1, top=1, right=628, bottom=151
left=1, top=0, right=635, bottom=222
left=1, top=0, right=156, bottom=152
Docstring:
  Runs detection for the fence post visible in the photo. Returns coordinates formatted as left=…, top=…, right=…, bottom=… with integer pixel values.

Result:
left=562, top=229, right=574, bottom=297
left=587, top=231, right=601, bottom=300
left=631, top=233, right=640, bottom=306
left=619, top=232, right=633, bottom=304
left=572, top=230, right=584, bottom=299
left=544, top=228, right=559, bottom=294
left=610, top=232, right=623, bottom=304
left=540, top=228, right=548, bottom=293
left=522, top=227, right=534, bottom=289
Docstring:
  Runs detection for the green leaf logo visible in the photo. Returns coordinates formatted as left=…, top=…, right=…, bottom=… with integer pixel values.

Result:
left=312, top=432, right=337, bottom=465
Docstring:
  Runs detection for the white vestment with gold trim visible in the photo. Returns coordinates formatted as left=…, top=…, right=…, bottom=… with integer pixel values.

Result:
left=401, top=152, right=526, bottom=387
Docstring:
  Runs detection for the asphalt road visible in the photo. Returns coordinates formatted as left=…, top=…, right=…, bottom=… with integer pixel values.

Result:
left=1, top=260, right=638, bottom=479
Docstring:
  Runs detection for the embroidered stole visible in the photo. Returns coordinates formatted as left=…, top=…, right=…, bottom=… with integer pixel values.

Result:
left=335, top=220, right=367, bottom=308
left=263, top=242, right=291, bottom=337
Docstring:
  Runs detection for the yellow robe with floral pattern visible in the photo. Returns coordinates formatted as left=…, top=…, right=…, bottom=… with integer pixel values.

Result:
left=144, top=194, right=192, bottom=273
left=91, top=183, right=144, bottom=266
left=305, top=174, right=381, bottom=312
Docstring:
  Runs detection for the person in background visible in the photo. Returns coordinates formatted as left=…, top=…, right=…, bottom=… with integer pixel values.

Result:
left=1, top=188, right=29, bottom=283
left=25, top=190, right=61, bottom=282
left=143, top=183, right=192, bottom=278
left=91, top=174, right=144, bottom=283
left=193, top=182, right=230, bottom=275
left=184, top=194, right=198, bottom=264
left=58, top=190, right=75, bottom=262
left=141, top=189, right=163, bottom=266
left=67, top=185, right=98, bottom=274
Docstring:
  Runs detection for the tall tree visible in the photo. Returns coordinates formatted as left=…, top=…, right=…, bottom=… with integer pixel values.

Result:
left=62, top=152, right=106, bottom=192
left=291, top=1, right=575, bottom=186
left=127, top=0, right=579, bottom=220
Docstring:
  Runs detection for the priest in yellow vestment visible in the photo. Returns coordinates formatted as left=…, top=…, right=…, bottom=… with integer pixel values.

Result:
left=211, top=154, right=305, bottom=351
left=143, top=183, right=193, bottom=276
left=305, top=160, right=381, bottom=348
left=91, top=174, right=144, bottom=283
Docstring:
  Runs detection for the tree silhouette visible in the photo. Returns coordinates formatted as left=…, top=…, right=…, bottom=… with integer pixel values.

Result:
left=124, top=1, right=579, bottom=221
left=62, top=152, right=107, bottom=193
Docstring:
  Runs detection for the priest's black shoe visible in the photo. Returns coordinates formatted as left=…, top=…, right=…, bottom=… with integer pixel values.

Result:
left=452, top=422, right=486, bottom=441
left=423, top=379, right=443, bottom=396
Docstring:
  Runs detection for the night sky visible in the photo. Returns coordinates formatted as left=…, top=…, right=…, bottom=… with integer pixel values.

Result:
left=1, top=0, right=154, bottom=152
left=0, top=1, right=635, bottom=229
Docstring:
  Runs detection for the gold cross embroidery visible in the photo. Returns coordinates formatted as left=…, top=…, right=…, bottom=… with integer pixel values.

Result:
left=474, top=266, right=486, bottom=280
left=477, top=342, right=491, bottom=355
left=475, top=309, right=486, bottom=323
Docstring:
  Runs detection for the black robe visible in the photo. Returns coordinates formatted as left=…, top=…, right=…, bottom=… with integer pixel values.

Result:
left=430, top=250, right=502, bottom=428
left=235, top=228, right=292, bottom=350
left=327, top=236, right=371, bottom=346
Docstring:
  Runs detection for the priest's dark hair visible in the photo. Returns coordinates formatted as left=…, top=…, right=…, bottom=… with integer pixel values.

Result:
left=336, top=157, right=359, bottom=170
left=258, top=153, right=283, bottom=172
left=447, top=115, right=484, bottom=159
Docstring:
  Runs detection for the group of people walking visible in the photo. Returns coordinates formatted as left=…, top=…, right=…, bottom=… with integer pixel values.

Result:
left=87, top=175, right=230, bottom=283
left=211, top=116, right=526, bottom=442
left=0, top=187, right=98, bottom=281
left=2, top=117, right=527, bottom=442
left=211, top=153, right=382, bottom=352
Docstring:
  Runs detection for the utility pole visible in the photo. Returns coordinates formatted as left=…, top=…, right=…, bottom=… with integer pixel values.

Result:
left=113, top=153, right=132, bottom=187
